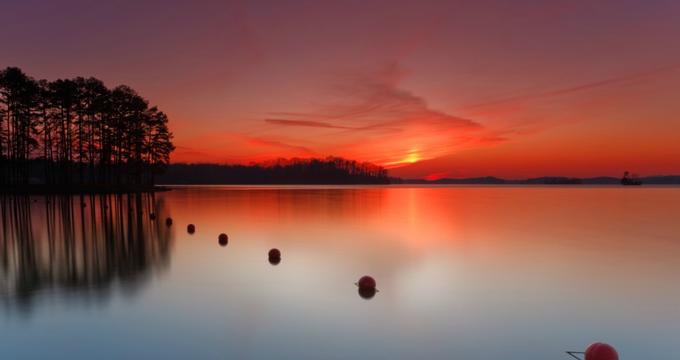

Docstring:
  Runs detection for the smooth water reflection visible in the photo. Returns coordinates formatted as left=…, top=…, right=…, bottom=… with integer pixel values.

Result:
left=0, top=194, right=173, bottom=314
left=2, top=186, right=680, bottom=359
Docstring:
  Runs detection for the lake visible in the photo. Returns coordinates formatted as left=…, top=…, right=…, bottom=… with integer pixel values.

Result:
left=2, top=186, right=679, bottom=359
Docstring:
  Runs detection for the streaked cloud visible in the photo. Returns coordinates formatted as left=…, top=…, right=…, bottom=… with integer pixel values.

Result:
left=259, top=62, right=493, bottom=166
left=265, top=119, right=352, bottom=129
left=246, top=137, right=315, bottom=155
left=465, top=63, right=680, bottom=110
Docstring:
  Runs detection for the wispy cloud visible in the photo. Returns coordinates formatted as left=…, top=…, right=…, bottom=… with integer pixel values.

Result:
left=264, top=118, right=404, bottom=133
left=264, top=119, right=352, bottom=129
left=465, top=63, right=680, bottom=110
left=246, top=137, right=315, bottom=155
left=258, top=62, right=495, bottom=166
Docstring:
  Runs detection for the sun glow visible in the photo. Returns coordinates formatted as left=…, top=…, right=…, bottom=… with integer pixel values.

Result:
left=404, top=151, right=421, bottom=164
left=383, top=149, right=422, bottom=168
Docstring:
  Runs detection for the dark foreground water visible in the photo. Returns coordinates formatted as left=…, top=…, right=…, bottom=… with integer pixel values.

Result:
left=1, top=186, right=679, bottom=359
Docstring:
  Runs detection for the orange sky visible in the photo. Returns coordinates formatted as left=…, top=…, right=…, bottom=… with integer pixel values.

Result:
left=3, top=0, right=680, bottom=178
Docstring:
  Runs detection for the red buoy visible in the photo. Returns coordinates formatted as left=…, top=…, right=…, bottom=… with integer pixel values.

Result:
left=268, top=248, right=281, bottom=265
left=585, top=342, right=618, bottom=360
left=268, top=248, right=281, bottom=259
left=218, top=233, right=229, bottom=246
left=357, top=276, right=376, bottom=290
left=187, top=224, right=196, bottom=234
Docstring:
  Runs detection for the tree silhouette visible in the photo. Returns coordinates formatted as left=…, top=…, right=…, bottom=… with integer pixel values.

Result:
left=0, top=193, right=174, bottom=313
left=0, top=67, right=174, bottom=189
left=159, top=156, right=390, bottom=185
left=0, top=67, right=40, bottom=184
left=1, top=67, right=388, bottom=188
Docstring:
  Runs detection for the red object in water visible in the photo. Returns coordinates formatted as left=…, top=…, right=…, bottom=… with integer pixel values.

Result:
left=585, top=342, right=618, bottom=360
left=357, top=276, right=376, bottom=290
left=268, top=248, right=281, bottom=265
left=268, top=248, right=281, bottom=259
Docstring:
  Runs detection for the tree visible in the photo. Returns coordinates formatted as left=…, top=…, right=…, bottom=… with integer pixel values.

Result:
left=145, top=107, right=174, bottom=184
left=0, top=67, right=40, bottom=184
left=0, top=67, right=174, bottom=189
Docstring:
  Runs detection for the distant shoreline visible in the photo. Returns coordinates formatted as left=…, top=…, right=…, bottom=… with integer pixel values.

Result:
left=3, top=175, right=680, bottom=195
left=3, top=182, right=680, bottom=195
left=0, top=184, right=171, bottom=195
left=398, top=175, right=680, bottom=185
left=155, top=175, right=680, bottom=186
left=159, top=183, right=680, bottom=186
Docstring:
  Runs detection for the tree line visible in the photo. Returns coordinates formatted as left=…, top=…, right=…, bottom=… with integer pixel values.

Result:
left=0, top=67, right=174, bottom=188
left=158, top=157, right=390, bottom=184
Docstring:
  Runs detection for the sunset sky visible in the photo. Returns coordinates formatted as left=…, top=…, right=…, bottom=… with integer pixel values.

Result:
left=2, top=0, right=680, bottom=179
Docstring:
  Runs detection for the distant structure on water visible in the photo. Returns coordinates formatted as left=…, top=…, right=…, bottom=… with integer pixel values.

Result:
left=621, top=171, right=642, bottom=186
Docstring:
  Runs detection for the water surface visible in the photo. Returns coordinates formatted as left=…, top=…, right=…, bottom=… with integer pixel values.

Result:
left=2, top=186, right=680, bottom=359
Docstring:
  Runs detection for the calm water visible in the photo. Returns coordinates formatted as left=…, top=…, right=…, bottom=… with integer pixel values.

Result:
left=2, top=186, right=680, bottom=359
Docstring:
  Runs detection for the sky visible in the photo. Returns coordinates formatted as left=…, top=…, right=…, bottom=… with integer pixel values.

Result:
left=2, top=0, right=680, bottom=179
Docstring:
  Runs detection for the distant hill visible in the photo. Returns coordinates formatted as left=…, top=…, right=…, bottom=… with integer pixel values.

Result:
left=640, top=176, right=680, bottom=184
left=400, top=176, right=680, bottom=185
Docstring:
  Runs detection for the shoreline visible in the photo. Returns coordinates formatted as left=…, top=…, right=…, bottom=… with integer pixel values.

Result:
left=3, top=183, right=680, bottom=195
left=0, top=184, right=171, bottom=195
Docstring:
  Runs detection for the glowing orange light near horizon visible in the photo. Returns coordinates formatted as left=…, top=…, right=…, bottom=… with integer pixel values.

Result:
left=383, top=149, right=422, bottom=168
left=404, top=151, right=421, bottom=164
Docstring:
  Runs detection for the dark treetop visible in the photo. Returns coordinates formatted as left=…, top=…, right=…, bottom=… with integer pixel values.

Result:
left=0, top=67, right=174, bottom=191
left=158, top=157, right=390, bottom=185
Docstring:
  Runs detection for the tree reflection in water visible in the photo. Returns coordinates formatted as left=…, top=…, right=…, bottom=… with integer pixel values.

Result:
left=0, top=193, right=174, bottom=314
